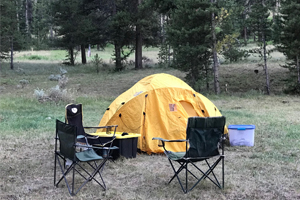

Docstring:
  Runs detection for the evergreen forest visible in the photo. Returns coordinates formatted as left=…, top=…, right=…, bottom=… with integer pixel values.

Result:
left=1, top=0, right=300, bottom=94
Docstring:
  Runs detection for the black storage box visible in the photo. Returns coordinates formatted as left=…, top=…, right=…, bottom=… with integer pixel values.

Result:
left=93, top=136, right=139, bottom=159
left=115, top=137, right=138, bottom=159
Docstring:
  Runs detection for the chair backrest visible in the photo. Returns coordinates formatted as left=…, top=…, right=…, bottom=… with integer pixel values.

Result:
left=186, top=116, right=225, bottom=158
left=56, top=120, right=77, bottom=160
left=65, top=104, right=85, bottom=138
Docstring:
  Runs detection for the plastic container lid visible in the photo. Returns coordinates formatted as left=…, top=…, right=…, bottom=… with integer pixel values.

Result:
left=228, top=125, right=255, bottom=130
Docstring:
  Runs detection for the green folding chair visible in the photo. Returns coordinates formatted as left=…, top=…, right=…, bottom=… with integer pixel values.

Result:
left=153, top=116, right=226, bottom=193
left=54, top=120, right=118, bottom=196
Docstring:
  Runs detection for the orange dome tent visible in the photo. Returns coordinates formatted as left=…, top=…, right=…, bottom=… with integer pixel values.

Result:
left=98, top=73, right=227, bottom=154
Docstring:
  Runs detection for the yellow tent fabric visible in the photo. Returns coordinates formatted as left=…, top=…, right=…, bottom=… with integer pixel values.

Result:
left=98, top=73, right=227, bottom=154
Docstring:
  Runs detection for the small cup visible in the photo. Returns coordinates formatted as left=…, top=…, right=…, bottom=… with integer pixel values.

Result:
left=106, top=127, right=111, bottom=134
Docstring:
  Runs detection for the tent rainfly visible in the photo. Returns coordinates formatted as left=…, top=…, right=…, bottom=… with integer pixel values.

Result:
left=98, top=73, right=227, bottom=154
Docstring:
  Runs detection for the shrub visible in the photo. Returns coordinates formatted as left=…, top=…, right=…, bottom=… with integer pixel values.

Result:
left=24, top=55, right=48, bottom=60
left=223, top=48, right=249, bottom=62
left=34, top=88, right=45, bottom=100
left=58, top=75, right=68, bottom=89
left=284, top=82, right=300, bottom=95
left=34, top=68, right=70, bottom=102
left=48, top=85, right=68, bottom=103
left=92, top=54, right=104, bottom=73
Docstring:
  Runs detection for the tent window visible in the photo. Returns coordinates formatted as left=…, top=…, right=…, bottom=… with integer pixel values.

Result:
left=180, top=101, right=199, bottom=117
left=169, top=104, right=177, bottom=112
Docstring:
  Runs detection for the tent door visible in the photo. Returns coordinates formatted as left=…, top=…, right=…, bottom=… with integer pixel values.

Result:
left=180, top=101, right=199, bottom=117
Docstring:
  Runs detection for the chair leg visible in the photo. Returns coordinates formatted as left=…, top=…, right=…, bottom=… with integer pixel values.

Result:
left=55, top=154, right=109, bottom=195
left=168, top=159, right=188, bottom=193
left=168, top=161, right=185, bottom=184
left=205, top=158, right=223, bottom=188
left=186, top=160, right=188, bottom=193
left=54, top=153, right=57, bottom=186
left=55, top=154, right=77, bottom=195
left=222, top=155, right=224, bottom=189
left=71, top=159, right=108, bottom=195
left=93, top=160, right=107, bottom=189
left=72, top=163, right=75, bottom=196
left=167, top=156, right=224, bottom=193
left=189, top=157, right=223, bottom=190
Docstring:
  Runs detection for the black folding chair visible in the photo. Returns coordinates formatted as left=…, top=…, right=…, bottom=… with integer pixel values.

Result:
left=65, top=103, right=118, bottom=153
left=54, top=120, right=118, bottom=196
left=153, top=116, right=226, bottom=193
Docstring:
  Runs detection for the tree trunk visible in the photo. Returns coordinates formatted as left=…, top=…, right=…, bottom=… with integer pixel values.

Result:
left=81, top=44, right=87, bottom=64
left=263, top=34, right=270, bottom=95
left=16, top=0, right=20, bottom=32
left=70, top=48, right=75, bottom=66
left=135, top=25, right=143, bottom=69
left=114, top=43, right=122, bottom=70
left=10, top=38, right=14, bottom=70
left=211, top=0, right=220, bottom=94
left=25, top=0, right=32, bottom=35
left=161, top=14, right=165, bottom=43
left=261, top=0, right=270, bottom=95
left=50, top=26, right=54, bottom=40
left=276, top=0, right=280, bottom=15
left=205, top=64, right=210, bottom=91
left=113, top=0, right=122, bottom=71
left=135, top=0, right=143, bottom=69
left=25, top=0, right=29, bottom=34
left=243, top=0, right=250, bottom=45
left=244, top=27, right=248, bottom=45
left=297, top=55, right=300, bottom=84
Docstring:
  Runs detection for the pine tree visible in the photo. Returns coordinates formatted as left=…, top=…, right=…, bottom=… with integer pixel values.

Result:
left=247, top=0, right=272, bottom=94
left=167, top=0, right=212, bottom=91
left=31, top=0, right=52, bottom=49
left=276, top=0, right=300, bottom=91
left=109, top=0, right=136, bottom=71
left=52, top=0, right=99, bottom=65
left=0, top=0, right=25, bottom=69
left=134, top=0, right=160, bottom=69
left=150, top=0, right=177, bottom=67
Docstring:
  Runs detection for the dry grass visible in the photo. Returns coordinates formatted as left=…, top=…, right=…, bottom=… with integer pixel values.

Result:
left=1, top=50, right=300, bottom=199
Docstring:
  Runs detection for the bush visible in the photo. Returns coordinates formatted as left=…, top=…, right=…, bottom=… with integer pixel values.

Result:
left=34, top=88, right=45, bottom=100
left=223, top=48, right=249, bottom=62
left=24, top=55, right=48, bottom=60
left=92, top=54, right=104, bottom=73
left=284, top=82, right=300, bottom=95
left=34, top=68, right=70, bottom=103
left=48, top=85, right=68, bottom=102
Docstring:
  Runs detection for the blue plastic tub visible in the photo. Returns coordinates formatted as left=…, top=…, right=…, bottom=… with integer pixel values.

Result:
left=228, top=125, right=256, bottom=146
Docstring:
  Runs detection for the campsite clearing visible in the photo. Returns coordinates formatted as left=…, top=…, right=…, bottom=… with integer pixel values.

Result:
left=0, top=55, right=299, bottom=199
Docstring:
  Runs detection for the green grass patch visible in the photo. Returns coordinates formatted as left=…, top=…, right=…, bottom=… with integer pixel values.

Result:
left=23, top=55, right=49, bottom=60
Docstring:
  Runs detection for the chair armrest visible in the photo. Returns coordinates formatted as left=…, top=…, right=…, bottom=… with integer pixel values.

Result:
left=83, top=125, right=118, bottom=129
left=152, top=137, right=188, bottom=151
left=85, top=134, right=99, bottom=139
left=75, top=143, right=118, bottom=150
left=77, top=135, right=85, bottom=139
left=84, top=125, right=118, bottom=139
left=152, top=137, right=187, bottom=142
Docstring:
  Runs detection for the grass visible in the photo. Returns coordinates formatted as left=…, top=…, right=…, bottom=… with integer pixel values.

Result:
left=1, top=49, right=300, bottom=199
left=14, top=46, right=159, bottom=64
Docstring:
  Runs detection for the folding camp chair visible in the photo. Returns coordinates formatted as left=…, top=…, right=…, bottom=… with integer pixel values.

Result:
left=54, top=120, right=117, bottom=196
left=153, top=116, right=226, bottom=193
left=65, top=103, right=118, bottom=152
